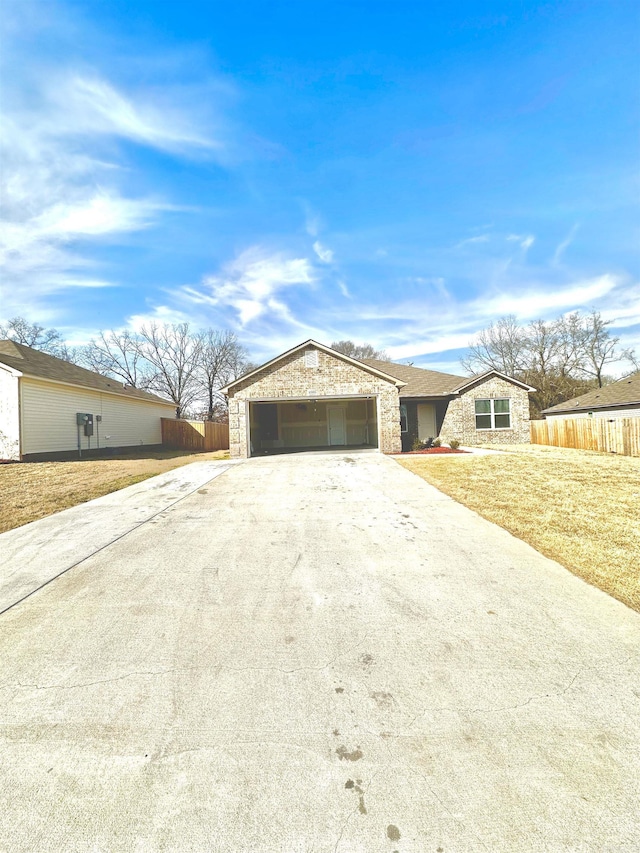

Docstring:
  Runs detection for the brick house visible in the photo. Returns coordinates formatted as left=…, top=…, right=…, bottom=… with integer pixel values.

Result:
left=222, top=340, right=534, bottom=458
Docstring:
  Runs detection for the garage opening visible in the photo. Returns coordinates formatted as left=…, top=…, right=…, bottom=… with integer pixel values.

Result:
left=249, top=397, right=378, bottom=456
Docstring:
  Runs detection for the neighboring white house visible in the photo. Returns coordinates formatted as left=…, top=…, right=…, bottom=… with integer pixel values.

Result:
left=0, top=340, right=176, bottom=461
left=542, top=373, right=640, bottom=420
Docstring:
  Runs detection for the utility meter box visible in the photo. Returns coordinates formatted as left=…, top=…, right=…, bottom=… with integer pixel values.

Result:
left=76, top=413, right=94, bottom=436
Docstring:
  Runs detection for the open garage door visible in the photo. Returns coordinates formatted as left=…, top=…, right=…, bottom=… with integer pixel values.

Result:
left=248, top=397, right=378, bottom=456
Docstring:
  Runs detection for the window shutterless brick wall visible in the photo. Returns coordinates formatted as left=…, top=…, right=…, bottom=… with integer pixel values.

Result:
left=439, top=377, right=531, bottom=445
left=226, top=347, right=402, bottom=457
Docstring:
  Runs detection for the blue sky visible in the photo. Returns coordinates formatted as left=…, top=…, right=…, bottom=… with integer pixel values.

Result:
left=2, top=0, right=639, bottom=371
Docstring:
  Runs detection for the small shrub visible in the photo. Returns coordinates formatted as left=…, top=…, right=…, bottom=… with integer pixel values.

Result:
left=432, top=438, right=441, bottom=448
left=412, top=436, right=435, bottom=451
left=449, top=438, right=460, bottom=450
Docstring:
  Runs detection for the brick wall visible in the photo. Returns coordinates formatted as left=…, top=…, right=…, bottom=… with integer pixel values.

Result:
left=439, top=376, right=531, bottom=445
left=227, top=346, right=402, bottom=457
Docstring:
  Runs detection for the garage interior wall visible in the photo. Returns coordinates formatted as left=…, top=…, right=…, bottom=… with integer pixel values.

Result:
left=249, top=398, right=378, bottom=452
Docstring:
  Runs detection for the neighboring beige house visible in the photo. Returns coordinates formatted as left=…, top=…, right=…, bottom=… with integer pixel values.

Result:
left=222, top=340, right=534, bottom=458
left=542, top=373, right=640, bottom=420
left=0, top=341, right=176, bottom=461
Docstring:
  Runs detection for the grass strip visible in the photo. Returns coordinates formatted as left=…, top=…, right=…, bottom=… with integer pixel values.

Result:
left=0, top=449, right=228, bottom=533
left=397, top=444, right=640, bottom=612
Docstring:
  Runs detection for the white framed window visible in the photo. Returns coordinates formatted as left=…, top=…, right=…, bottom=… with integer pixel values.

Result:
left=400, top=404, right=408, bottom=433
left=475, top=398, right=511, bottom=430
left=304, top=349, right=319, bottom=368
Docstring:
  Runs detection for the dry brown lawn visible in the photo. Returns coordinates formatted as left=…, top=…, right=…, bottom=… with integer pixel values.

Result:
left=397, top=443, right=640, bottom=612
left=0, top=449, right=229, bottom=534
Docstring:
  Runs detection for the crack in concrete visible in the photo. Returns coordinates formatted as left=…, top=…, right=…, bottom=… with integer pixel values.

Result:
left=1, top=631, right=371, bottom=692
left=395, top=653, right=638, bottom=732
left=405, top=765, right=491, bottom=851
left=397, top=668, right=585, bottom=732
left=333, top=769, right=381, bottom=853
left=359, top=722, right=491, bottom=850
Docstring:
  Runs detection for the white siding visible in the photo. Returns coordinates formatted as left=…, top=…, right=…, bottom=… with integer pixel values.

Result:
left=546, top=407, right=640, bottom=420
left=20, top=378, right=175, bottom=455
left=100, top=394, right=173, bottom=448
left=0, top=367, right=20, bottom=460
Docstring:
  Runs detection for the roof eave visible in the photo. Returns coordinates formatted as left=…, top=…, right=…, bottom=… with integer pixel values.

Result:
left=399, top=390, right=458, bottom=398
left=19, top=372, right=175, bottom=406
left=0, top=361, right=23, bottom=378
left=543, top=400, right=640, bottom=415
left=454, top=370, right=536, bottom=393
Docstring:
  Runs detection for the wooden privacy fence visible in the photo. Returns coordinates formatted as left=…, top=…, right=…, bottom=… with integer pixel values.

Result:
left=531, top=417, right=640, bottom=457
left=161, top=419, right=229, bottom=452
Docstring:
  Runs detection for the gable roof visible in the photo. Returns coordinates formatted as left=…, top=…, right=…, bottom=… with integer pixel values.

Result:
left=542, top=373, right=640, bottom=415
left=362, top=360, right=535, bottom=397
left=450, top=370, right=536, bottom=393
left=220, top=339, right=407, bottom=393
left=0, top=340, right=175, bottom=406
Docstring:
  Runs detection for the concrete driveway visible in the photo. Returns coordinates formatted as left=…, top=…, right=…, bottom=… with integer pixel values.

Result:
left=1, top=452, right=638, bottom=852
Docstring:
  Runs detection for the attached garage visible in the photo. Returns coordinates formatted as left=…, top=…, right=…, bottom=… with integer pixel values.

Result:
left=249, top=396, right=378, bottom=455
left=222, top=340, right=405, bottom=458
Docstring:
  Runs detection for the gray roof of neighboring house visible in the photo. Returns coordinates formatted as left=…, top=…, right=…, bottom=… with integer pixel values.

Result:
left=542, top=373, right=640, bottom=414
left=0, top=340, right=174, bottom=406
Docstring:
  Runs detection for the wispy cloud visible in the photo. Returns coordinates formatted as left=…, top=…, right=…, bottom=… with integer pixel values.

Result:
left=127, top=305, right=194, bottom=331
left=312, top=240, right=334, bottom=263
left=44, top=75, right=218, bottom=153
left=178, top=247, right=315, bottom=326
left=476, top=274, right=619, bottom=319
left=507, top=233, right=535, bottom=251
left=1, top=17, right=225, bottom=321
left=454, top=234, right=490, bottom=249
left=553, top=223, right=580, bottom=265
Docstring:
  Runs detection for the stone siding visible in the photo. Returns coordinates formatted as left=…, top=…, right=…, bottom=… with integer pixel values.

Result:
left=227, top=347, right=402, bottom=457
left=439, top=376, right=530, bottom=446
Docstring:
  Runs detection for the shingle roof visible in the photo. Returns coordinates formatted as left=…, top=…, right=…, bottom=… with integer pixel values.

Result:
left=542, top=373, right=640, bottom=414
left=360, top=359, right=535, bottom=397
left=360, top=358, right=465, bottom=397
left=0, top=340, right=174, bottom=406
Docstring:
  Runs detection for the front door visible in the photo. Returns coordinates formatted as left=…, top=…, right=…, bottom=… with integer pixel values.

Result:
left=417, top=403, right=437, bottom=441
left=327, top=406, right=346, bottom=445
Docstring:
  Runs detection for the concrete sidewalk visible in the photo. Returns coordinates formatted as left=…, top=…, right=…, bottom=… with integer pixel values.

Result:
left=0, top=452, right=638, bottom=852
left=0, top=459, right=239, bottom=614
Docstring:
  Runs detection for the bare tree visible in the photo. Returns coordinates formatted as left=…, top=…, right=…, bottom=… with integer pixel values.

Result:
left=135, top=322, right=203, bottom=418
left=462, top=310, right=631, bottom=416
left=331, top=340, right=388, bottom=360
left=460, top=315, right=529, bottom=376
left=621, top=347, right=640, bottom=375
left=82, top=330, right=152, bottom=388
left=0, top=316, right=80, bottom=362
left=197, top=329, right=249, bottom=421
left=578, top=310, right=621, bottom=387
left=555, top=312, right=585, bottom=379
